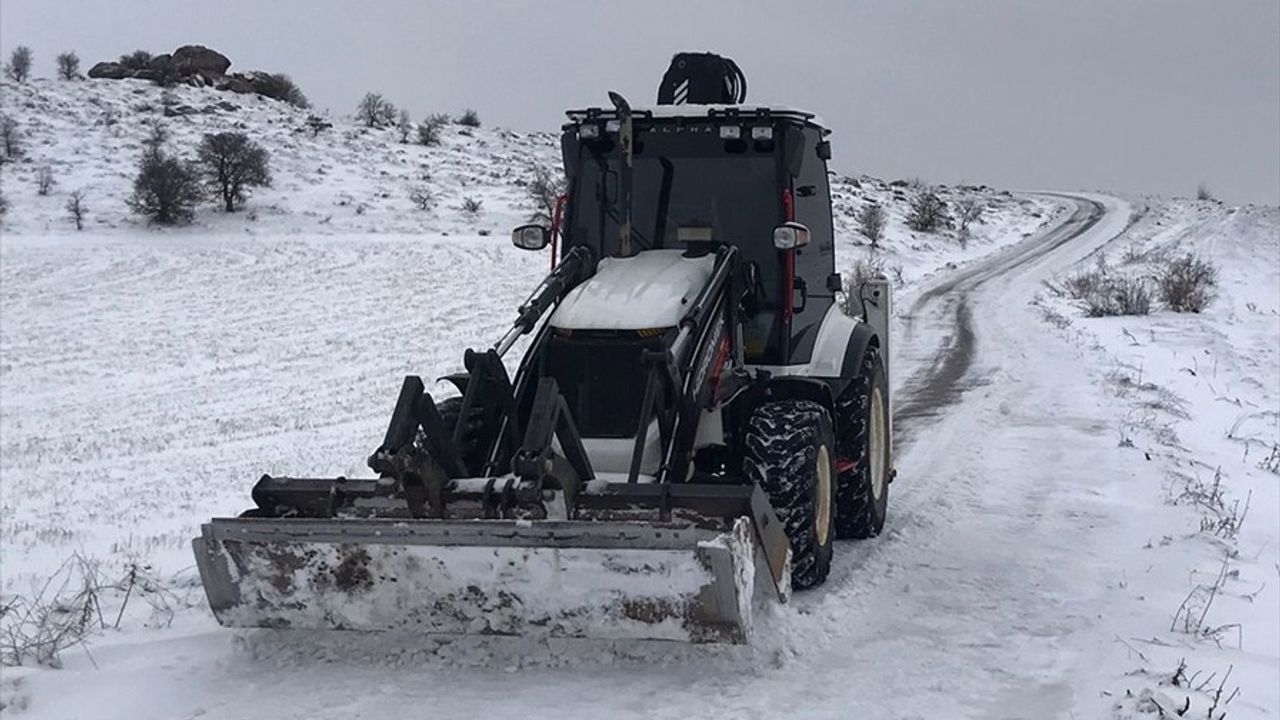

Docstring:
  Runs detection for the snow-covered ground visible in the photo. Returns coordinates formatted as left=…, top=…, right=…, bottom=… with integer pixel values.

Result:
left=1, top=76, right=1277, bottom=719
left=1033, top=198, right=1280, bottom=718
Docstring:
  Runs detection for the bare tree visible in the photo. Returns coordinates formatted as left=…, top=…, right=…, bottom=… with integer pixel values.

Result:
left=457, top=109, right=481, bottom=128
left=304, top=114, right=332, bottom=137
left=527, top=165, right=566, bottom=224
left=1196, top=183, right=1214, bottom=202
left=5, top=46, right=33, bottom=83
left=905, top=190, right=951, bottom=233
left=128, top=150, right=202, bottom=225
left=955, top=197, right=984, bottom=231
left=65, top=189, right=87, bottom=230
left=36, top=165, right=55, bottom=195
left=0, top=114, right=20, bottom=161
left=356, top=92, right=397, bottom=128
left=858, top=204, right=887, bottom=247
left=397, top=108, right=412, bottom=143
left=55, top=51, right=80, bottom=80
left=195, top=132, right=271, bottom=212
left=417, top=114, right=447, bottom=146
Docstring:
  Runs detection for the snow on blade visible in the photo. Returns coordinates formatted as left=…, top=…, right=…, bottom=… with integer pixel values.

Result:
left=194, top=517, right=763, bottom=643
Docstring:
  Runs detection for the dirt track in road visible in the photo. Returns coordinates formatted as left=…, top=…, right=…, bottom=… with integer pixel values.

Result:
left=892, top=195, right=1106, bottom=440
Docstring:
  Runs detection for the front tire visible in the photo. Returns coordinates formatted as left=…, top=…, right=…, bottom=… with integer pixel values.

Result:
left=834, top=347, right=890, bottom=539
left=743, top=400, right=836, bottom=590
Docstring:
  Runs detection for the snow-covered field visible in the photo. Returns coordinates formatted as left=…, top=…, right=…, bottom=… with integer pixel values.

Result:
left=1, top=76, right=1277, bottom=719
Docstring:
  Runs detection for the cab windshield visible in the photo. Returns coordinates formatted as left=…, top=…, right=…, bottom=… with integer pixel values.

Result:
left=563, top=131, right=781, bottom=256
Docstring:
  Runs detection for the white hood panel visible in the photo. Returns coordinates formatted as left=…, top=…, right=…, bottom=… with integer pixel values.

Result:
left=550, top=250, right=716, bottom=331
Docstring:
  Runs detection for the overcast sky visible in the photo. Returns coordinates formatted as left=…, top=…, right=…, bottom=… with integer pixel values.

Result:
left=2, top=0, right=1277, bottom=205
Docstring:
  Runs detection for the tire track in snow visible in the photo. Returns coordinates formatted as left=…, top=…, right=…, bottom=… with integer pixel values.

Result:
left=893, top=195, right=1105, bottom=439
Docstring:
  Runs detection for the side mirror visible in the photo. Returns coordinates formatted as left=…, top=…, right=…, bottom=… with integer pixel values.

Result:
left=512, top=224, right=550, bottom=251
left=773, top=222, right=811, bottom=251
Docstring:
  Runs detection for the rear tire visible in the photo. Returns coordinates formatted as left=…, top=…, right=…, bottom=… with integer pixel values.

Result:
left=743, top=400, right=836, bottom=591
left=834, top=348, right=890, bottom=539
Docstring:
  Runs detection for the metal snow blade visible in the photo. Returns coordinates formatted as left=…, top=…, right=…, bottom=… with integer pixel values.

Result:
left=193, top=514, right=784, bottom=644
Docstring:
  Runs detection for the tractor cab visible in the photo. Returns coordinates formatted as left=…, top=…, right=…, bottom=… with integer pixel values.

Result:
left=554, top=105, right=839, bottom=367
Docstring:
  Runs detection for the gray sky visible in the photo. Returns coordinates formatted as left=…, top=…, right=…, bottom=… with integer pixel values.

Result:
left=3, top=0, right=1278, bottom=205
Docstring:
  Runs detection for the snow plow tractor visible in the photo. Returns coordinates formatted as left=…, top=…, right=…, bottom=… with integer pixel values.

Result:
left=193, top=53, right=894, bottom=644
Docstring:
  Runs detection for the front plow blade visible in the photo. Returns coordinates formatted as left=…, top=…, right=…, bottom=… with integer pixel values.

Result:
left=193, top=516, right=769, bottom=644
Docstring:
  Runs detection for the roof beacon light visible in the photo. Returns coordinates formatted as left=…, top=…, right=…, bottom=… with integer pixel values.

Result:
left=751, top=126, right=773, bottom=141
left=605, top=119, right=621, bottom=133
left=578, top=123, right=600, bottom=140
left=719, top=125, right=741, bottom=140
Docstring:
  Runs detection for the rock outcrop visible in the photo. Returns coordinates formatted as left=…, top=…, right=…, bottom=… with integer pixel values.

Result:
left=86, top=45, right=303, bottom=106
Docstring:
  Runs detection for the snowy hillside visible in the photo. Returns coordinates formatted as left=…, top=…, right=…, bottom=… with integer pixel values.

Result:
left=0, top=77, right=1060, bottom=271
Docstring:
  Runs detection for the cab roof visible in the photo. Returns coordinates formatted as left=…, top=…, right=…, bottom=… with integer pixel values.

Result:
left=563, top=104, right=830, bottom=136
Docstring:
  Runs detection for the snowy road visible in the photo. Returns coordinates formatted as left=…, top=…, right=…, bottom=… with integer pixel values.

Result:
left=6, top=194, right=1167, bottom=720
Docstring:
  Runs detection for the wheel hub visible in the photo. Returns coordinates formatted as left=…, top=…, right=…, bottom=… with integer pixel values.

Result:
left=816, top=444, right=832, bottom=545
left=870, top=387, right=887, bottom=502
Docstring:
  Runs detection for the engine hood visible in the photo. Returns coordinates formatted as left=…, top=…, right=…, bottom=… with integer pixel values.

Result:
left=550, top=249, right=716, bottom=331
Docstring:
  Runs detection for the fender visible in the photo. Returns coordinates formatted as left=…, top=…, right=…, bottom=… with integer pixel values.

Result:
left=837, top=322, right=880, bottom=396
left=749, top=303, right=878, bottom=396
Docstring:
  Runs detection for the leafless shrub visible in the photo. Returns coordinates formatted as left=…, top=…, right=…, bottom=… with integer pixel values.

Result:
left=255, top=73, right=309, bottom=108
left=456, top=109, right=481, bottom=128
left=1258, top=444, right=1280, bottom=475
left=128, top=150, right=202, bottom=225
left=1062, top=269, right=1105, bottom=300
left=905, top=190, right=950, bottom=232
left=0, top=556, right=105, bottom=667
left=36, top=165, right=55, bottom=195
left=160, top=88, right=178, bottom=107
left=1170, top=556, right=1241, bottom=649
left=839, top=257, right=886, bottom=317
left=527, top=165, right=566, bottom=224
left=0, top=114, right=22, bottom=161
left=1037, top=303, right=1073, bottom=330
left=1196, top=183, right=1214, bottom=202
left=858, top=204, right=886, bottom=247
left=1084, top=275, right=1152, bottom=317
left=5, top=46, right=33, bottom=83
left=304, top=114, right=332, bottom=137
left=118, top=49, right=152, bottom=71
left=195, top=132, right=271, bottom=212
left=65, top=189, right=87, bottom=230
left=357, top=93, right=398, bottom=128
left=142, top=119, right=168, bottom=153
left=55, top=51, right=80, bottom=80
left=0, top=554, right=193, bottom=669
left=408, top=185, right=432, bottom=211
left=462, top=197, right=483, bottom=214
left=0, top=192, right=8, bottom=217
left=1157, top=254, right=1218, bottom=313
left=1201, top=491, right=1251, bottom=542
left=417, top=114, right=448, bottom=146
left=955, top=196, right=984, bottom=231
left=396, top=108, right=412, bottom=143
